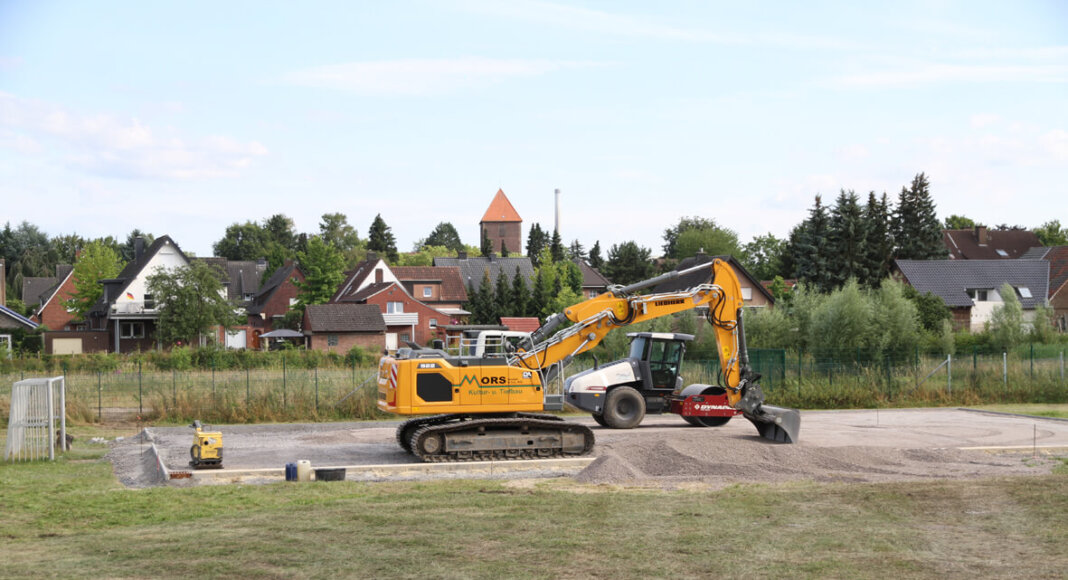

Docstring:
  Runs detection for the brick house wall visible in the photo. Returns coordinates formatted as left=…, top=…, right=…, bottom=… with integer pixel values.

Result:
left=480, top=221, right=521, bottom=255
left=43, top=331, right=110, bottom=354
left=37, top=274, right=78, bottom=330
left=307, top=332, right=384, bottom=354
left=364, top=285, right=447, bottom=346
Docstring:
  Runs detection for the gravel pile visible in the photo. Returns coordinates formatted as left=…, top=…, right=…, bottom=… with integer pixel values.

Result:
left=574, top=431, right=1055, bottom=487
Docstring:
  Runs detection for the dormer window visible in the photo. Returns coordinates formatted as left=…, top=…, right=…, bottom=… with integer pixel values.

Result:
left=967, top=289, right=989, bottom=302
left=1017, top=287, right=1032, bottom=299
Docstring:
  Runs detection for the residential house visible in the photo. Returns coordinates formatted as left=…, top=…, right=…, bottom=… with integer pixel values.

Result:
left=331, top=255, right=450, bottom=350
left=0, top=303, right=38, bottom=332
left=893, top=259, right=1049, bottom=331
left=944, top=226, right=1041, bottom=260
left=574, top=259, right=611, bottom=299
left=22, top=264, right=74, bottom=318
left=479, top=189, right=523, bottom=255
left=85, top=235, right=191, bottom=353
left=243, top=260, right=305, bottom=349
left=27, top=265, right=77, bottom=330
left=391, top=266, right=469, bottom=324
left=1020, top=246, right=1068, bottom=332
left=651, top=254, right=776, bottom=308
left=303, top=303, right=385, bottom=353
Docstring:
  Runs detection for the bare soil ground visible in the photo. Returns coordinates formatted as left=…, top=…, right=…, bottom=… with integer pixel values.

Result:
left=108, top=408, right=1068, bottom=488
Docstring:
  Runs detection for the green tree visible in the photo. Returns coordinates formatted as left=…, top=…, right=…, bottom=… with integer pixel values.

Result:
left=806, top=279, right=873, bottom=358
left=1, top=221, right=58, bottom=297
left=64, top=240, right=124, bottom=320
left=480, top=229, right=493, bottom=257
left=987, top=283, right=1025, bottom=351
left=1034, top=220, right=1068, bottom=246
left=367, top=214, right=399, bottom=263
left=530, top=268, right=551, bottom=319
left=742, top=233, right=785, bottom=281
left=396, top=245, right=454, bottom=267
left=828, top=189, right=868, bottom=288
left=295, top=236, right=346, bottom=307
left=526, top=223, right=548, bottom=267
left=567, top=239, right=586, bottom=261
left=421, top=222, right=463, bottom=252
left=494, top=268, right=512, bottom=317
left=319, top=213, right=361, bottom=252
left=902, top=284, right=951, bottom=333
left=791, top=195, right=833, bottom=292
left=744, top=306, right=793, bottom=349
left=473, top=271, right=497, bottom=324
left=863, top=192, right=893, bottom=287
left=549, top=229, right=565, bottom=263
left=603, top=241, right=653, bottom=286
left=510, top=266, right=530, bottom=317
left=893, top=173, right=944, bottom=260
left=214, top=221, right=271, bottom=261
left=663, top=217, right=740, bottom=259
left=120, top=230, right=155, bottom=263
left=263, top=214, right=299, bottom=253
left=1030, top=305, right=1057, bottom=343
left=588, top=241, right=604, bottom=271
left=944, top=215, right=980, bottom=230
left=147, top=261, right=241, bottom=346
left=50, top=233, right=86, bottom=265
left=869, top=279, right=921, bottom=359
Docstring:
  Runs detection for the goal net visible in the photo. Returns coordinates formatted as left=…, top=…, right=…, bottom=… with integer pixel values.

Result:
left=4, top=377, right=66, bottom=461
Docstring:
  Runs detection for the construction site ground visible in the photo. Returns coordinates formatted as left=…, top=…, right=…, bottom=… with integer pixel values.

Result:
left=108, top=407, right=1068, bottom=488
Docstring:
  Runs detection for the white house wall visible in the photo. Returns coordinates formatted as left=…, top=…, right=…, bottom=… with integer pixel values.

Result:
left=113, top=241, right=189, bottom=313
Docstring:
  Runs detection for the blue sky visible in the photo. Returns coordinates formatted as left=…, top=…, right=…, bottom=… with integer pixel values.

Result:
left=1, top=1, right=1065, bottom=258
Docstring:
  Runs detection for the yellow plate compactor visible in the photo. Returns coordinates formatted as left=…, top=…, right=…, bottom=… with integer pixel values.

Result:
left=189, top=420, right=223, bottom=469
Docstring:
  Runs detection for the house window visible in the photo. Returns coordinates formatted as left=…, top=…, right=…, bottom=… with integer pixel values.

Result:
left=741, top=287, right=753, bottom=301
left=400, top=333, right=411, bottom=343
left=144, top=294, right=155, bottom=309
left=387, top=302, right=404, bottom=313
left=423, top=286, right=432, bottom=298
left=1017, top=287, right=1032, bottom=299
left=120, top=322, right=144, bottom=339
left=429, top=318, right=438, bottom=328
left=995, top=249, right=1009, bottom=257
left=967, top=289, right=989, bottom=302
left=327, top=335, right=339, bottom=346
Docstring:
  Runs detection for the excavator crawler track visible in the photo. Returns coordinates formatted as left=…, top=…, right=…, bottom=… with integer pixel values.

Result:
left=405, top=414, right=595, bottom=463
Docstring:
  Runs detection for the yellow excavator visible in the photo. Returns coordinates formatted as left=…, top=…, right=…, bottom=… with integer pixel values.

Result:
left=377, top=258, right=800, bottom=462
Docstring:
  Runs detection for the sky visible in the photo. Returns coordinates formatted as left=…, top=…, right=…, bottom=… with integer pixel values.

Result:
left=1, top=1, right=1065, bottom=258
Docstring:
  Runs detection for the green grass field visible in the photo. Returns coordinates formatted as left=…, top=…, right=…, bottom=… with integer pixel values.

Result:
left=1, top=424, right=1066, bottom=579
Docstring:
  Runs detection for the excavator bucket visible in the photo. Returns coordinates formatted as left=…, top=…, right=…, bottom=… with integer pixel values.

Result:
left=744, top=405, right=800, bottom=444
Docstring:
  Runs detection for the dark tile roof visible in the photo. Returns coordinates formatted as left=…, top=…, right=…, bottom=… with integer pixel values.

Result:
left=573, top=259, right=611, bottom=288
left=225, top=260, right=268, bottom=301
left=1020, top=247, right=1050, bottom=260
left=331, top=258, right=383, bottom=302
left=652, top=254, right=775, bottom=304
left=305, top=303, right=385, bottom=333
left=391, top=266, right=468, bottom=302
left=894, top=259, right=1049, bottom=308
left=344, top=282, right=394, bottom=303
left=1031, top=246, right=1068, bottom=298
left=432, top=256, right=534, bottom=291
left=22, top=276, right=58, bottom=307
left=247, top=262, right=299, bottom=315
left=943, top=228, right=1041, bottom=260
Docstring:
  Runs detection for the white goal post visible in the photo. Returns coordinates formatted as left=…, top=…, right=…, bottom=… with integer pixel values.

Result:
left=4, top=377, right=66, bottom=461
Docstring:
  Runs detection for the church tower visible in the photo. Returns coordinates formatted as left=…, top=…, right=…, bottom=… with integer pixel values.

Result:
left=479, top=189, right=522, bottom=255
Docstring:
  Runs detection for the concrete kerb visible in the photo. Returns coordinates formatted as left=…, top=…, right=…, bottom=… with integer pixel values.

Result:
left=184, top=457, right=596, bottom=484
left=958, top=407, right=1068, bottom=423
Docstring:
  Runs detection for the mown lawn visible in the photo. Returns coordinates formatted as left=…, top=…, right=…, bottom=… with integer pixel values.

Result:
left=1, top=432, right=1066, bottom=579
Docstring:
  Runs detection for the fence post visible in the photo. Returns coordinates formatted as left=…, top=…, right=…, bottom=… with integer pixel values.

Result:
left=797, top=348, right=802, bottom=396
left=282, top=354, right=287, bottom=409
left=947, top=354, right=952, bottom=395
left=315, top=366, right=319, bottom=413
left=97, top=371, right=102, bottom=422
left=172, top=369, right=177, bottom=407
left=245, top=364, right=250, bottom=410
left=212, top=355, right=216, bottom=402
left=138, top=360, right=143, bottom=416
left=1003, top=351, right=1007, bottom=389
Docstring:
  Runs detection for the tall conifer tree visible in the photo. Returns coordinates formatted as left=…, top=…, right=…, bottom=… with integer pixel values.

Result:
left=827, top=189, right=868, bottom=288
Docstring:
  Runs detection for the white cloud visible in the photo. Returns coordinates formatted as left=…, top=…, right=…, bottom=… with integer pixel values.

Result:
left=0, top=92, right=268, bottom=180
left=282, top=57, right=604, bottom=96
left=970, top=114, right=1001, bottom=128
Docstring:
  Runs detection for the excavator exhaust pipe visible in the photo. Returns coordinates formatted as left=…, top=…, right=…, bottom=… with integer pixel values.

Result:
left=744, top=405, right=801, bottom=444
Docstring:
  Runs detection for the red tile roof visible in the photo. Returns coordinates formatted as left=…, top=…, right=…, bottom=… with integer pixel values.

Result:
left=480, top=189, right=522, bottom=223
left=943, top=228, right=1041, bottom=259
left=391, top=266, right=468, bottom=302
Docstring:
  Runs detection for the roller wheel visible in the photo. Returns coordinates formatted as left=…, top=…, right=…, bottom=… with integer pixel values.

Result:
left=190, top=445, right=201, bottom=467
left=592, top=414, right=608, bottom=427
left=602, top=386, right=646, bottom=429
left=689, top=415, right=731, bottom=428
left=414, top=432, right=443, bottom=455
